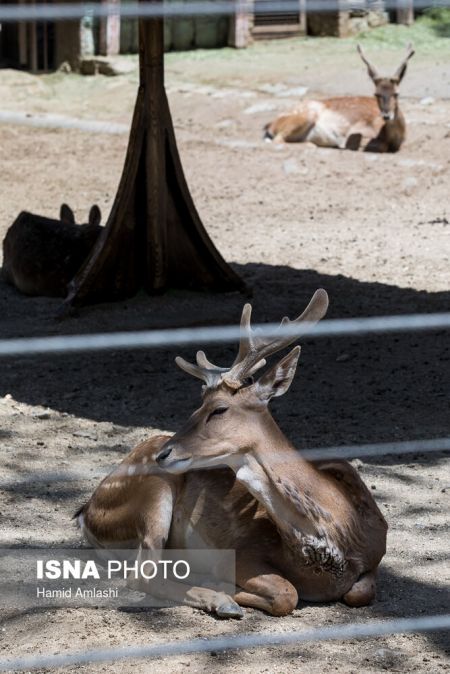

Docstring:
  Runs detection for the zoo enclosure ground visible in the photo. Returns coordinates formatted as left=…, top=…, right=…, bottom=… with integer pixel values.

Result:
left=0, top=23, right=449, bottom=674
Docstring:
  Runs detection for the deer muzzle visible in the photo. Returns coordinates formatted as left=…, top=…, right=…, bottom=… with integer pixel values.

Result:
left=155, top=442, right=193, bottom=473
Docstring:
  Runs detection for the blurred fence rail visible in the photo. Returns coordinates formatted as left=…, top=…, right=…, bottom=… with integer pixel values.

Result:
left=0, top=0, right=449, bottom=22
left=0, top=614, right=448, bottom=672
left=0, top=312, right=450, bottom=357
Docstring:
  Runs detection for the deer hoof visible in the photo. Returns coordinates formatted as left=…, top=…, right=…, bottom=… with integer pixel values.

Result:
left=216, top=600, right=245, bottom=619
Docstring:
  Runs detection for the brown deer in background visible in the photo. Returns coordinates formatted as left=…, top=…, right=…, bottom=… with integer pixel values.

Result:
left=78, top=290, right=387, bottom=618
left=2, top=204, right=102, bottom=297
left=264, top=44, right=415, bottom=152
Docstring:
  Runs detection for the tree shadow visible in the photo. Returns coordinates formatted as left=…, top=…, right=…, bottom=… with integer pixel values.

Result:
left=119, top=564, right=450, bottom=664
left=0, top=262, right=448, bottom=460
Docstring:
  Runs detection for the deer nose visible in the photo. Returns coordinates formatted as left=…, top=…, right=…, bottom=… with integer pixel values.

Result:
left=156, top=445, right=173, bottom=463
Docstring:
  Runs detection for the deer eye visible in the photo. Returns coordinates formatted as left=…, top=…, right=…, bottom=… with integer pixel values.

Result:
left=206, top=407, right=228, bottom=422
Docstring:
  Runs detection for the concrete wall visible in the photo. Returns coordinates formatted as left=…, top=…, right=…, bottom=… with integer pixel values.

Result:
left=120, top=14, right=229, bottom=53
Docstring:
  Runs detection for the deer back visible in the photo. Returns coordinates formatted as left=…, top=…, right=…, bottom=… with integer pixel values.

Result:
left=2, top=204, right=102, bottom=297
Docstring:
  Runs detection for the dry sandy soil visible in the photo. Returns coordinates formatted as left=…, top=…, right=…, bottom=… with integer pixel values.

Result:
left=0, top=32, right=449, bottom=673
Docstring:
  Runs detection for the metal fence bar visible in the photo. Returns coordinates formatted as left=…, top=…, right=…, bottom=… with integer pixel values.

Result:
left=0, top=0, right=448, bottom=22
left=0, top=111, right=128, bottom=135
left=1, top=436, right=449, bottom=489
left=0, top=312, right=449, bottom=358
left=0, top=614, right=448, bottom=672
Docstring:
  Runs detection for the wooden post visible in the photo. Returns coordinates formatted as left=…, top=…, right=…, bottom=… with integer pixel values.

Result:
left=308, top=0, right=350, bottom=37
left=18, top=0, right=28, bottom=66
left=396, top=0, right=414, bottom=26
left=228, top=0, right=252, bottom=48
left=62, top=6, right=245, bottom=311
left=99, top=0, right=121, bottom=56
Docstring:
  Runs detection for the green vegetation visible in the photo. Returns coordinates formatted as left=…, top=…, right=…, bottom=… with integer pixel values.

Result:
left=356, top=7, right=450, bottom=51
left=164, top=7, right=450, bottom=71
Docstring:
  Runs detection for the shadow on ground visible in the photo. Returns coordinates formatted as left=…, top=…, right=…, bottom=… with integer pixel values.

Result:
left=0, top=262, right=448, bottom=451
left=1, top=565, right=448, bottom=663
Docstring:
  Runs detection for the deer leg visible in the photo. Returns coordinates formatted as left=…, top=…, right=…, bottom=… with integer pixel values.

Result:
left=342, top=570, right=377, bottom=607
left=234, top=555, right=298, bottom=617
left=130, top=495, right=243, bottom=618
left=264, top=114, right=313, bottom=143
left=127, top=547, right=244, bottom=618
left=345, top=133, right=363, bottom=151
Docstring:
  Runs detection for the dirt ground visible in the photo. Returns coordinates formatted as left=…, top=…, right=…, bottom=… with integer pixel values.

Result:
left=0, top=29, right=449, bottom=674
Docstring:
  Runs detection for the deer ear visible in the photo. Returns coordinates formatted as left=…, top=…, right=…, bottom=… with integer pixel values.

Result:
left=394, top=43, right=415, bottom=83
left=253, top=346, right=301, bottom=402
left=60, top=204, right=75, bottom=225
left=88, top=205, right=101, bottom=228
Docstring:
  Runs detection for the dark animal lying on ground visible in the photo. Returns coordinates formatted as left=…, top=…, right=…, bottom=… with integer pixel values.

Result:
left=2, top=203, right=102, bottom=297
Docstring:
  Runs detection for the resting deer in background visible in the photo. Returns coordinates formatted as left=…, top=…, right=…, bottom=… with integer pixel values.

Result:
left=2, top=203, right=102, bottom=297
left=264, top=44, right=415, bottom=152
left=78, top=290, right=387, bottom=618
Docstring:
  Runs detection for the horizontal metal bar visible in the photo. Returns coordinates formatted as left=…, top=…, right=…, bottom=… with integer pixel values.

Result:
left=1, top=436, right=448, bottom=489
left=0, top=0, right=447, bottom=22
left=0, top=111, right=128, bottom=135
left=0, top=312, right=449, bottom=358
left=0, top=614, right=448, bottom=671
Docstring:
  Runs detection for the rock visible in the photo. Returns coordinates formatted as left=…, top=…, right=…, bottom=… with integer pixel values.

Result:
left=72, top=430, right=98, bottom=441
left=278, top=86, right=308, bottom=98
left=31, top=410, right=50, bottom=420
left=58, top=61, right=72, bottom=74
left=420, top=97, right=435, bottom=106
left=367, top=11, right=389, bottom=27
left=79, top=57, right=136, bottom=77
left=243, top=102, right=277, bottom=115
left=374, top=647, right=402, bottom=660
left=283, top=159, right=297, bottom=174
left=215, top=119, right=234, bottom=128
left=282, top=159, right=307, bottom=175
left=402, top=177, right=418, bottom=196
left=79, top=59, right=98, bottom=76
left=352, top=459, right=364, bottom=471
left=258, top=83, right=286, bottom=95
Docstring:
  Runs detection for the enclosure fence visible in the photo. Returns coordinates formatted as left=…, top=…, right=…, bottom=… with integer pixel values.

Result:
left=0, top=614, right=449, bottom=672
left=0, top=1, right=449, bottom=22
left=1, top=311, right=450, bottom=484
left=1, top=311, right=450, bottom=356
left=1, top=310, right=449, bottom=670
left=0, top=0, right=449, bottom=669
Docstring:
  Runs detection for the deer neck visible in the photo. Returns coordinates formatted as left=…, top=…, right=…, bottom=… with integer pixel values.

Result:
left=381, top=105, right=405, bottom=151
left=231, top=414, right=332, bottom=540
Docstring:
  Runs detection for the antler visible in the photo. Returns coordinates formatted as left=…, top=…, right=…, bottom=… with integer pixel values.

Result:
left=175, top=350, right=229, bottom=390
left=356, top=43, right=380, bottom=81
left=393, top=42, right=415, bottom=82
left=222, top=288, right=329, bottom=389
left=175, top=289, right=329, bottom=391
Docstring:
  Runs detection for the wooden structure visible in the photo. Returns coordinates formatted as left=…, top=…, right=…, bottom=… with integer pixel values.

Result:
left=251, top=0, right=306, bottom=41
left=99, top=0, right=121, bottom=56
left=63, top=14, right=245, bottom=310
left=396, top=0, right=414, bottom=26
left=228, top=0, right=306, bottom=46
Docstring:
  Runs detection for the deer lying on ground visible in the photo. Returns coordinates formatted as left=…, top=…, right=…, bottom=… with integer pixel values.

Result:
left=264, top=44, right=414, bottom=152
left=2, top=203, right=102, bottom=297
left=78, top=289, right=387, bottom=618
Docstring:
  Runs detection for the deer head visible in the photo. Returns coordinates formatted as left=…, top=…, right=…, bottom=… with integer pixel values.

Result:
left=155, top=289, right=329, bottom=473
left=357, top=43, right=415, bottom=121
